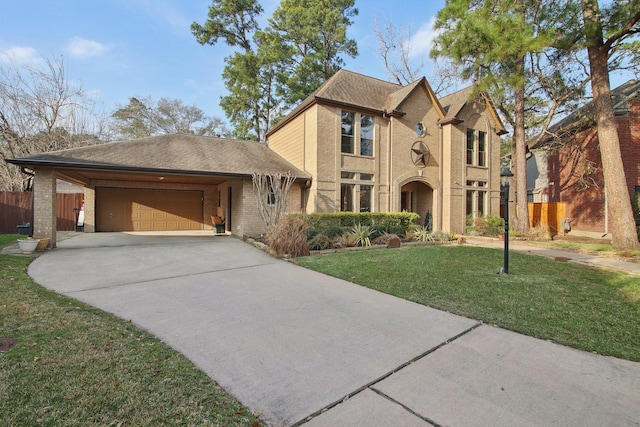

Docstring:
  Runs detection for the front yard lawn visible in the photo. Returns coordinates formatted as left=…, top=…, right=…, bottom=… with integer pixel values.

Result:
left=296, top=245, right=640, bottom=362
left=0, top=234, right=263, bottom=427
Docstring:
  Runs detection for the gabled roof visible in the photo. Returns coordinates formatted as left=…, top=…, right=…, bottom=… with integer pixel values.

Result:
left=7, top=133, right=310, bottom=179
left=439, top=86, right=508, bottom=135
left=266, top=69, right=445, bottom=137
left=531, top=79, right=640, bottom=149
left=266, top=69, right=505, bottom=138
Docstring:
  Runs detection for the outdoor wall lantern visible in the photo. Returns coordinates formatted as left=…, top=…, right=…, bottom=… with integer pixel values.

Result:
left=500, top=169, right=514, bottom=274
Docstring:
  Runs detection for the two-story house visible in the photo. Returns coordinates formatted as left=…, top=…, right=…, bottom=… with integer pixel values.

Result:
left=7, top=69, right=506, bottom=245
left=267, top=69, right=507, bottom=233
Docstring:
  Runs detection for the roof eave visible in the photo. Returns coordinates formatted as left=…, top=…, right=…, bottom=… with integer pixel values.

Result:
left=6, top=158, right=312, bottom=180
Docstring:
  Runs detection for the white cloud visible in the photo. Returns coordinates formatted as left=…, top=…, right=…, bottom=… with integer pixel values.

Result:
left=0, top=45, right=41, bottom=65
left=66, top=37, right=109, bottom=58
left=408, top=17, right=442, bottom=59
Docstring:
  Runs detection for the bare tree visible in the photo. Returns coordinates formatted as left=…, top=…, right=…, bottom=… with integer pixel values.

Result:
left=0, top=54, right=108, bottom=191
left=110, top=96, right=229, bottom=139
left=373, top=15, right=462, bottom=94
left=252, top=171, right=296, bottom=229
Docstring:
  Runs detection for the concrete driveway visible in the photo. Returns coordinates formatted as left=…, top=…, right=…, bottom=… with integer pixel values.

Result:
left=28, top=232, right=640, bottom=426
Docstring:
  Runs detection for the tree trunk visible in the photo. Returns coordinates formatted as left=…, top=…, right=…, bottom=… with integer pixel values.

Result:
left=582, top=0, right=639, bottom=249
left=514, top=61, right=530, bottom=234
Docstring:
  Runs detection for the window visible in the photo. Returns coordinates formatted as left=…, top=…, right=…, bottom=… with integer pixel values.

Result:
left=341, top=111, right=355, bottom=153
left=466, top=129, right=475, bottom=165
left=478, top=131, right=486, bottom=167
left=341, top=184, right=354, bottom=211
left=360, top=185, right=372, bottom=212
left=360, top=115, right=373, bottom=156
left=341, top=171, right=375, bottom=212
left=466, top=181, right=488, bottom=218
left=467, top=128, right=488, bottom=167
left=341, top=110, right=374, bottom=156
left=267, top=187, right=276, bottom=205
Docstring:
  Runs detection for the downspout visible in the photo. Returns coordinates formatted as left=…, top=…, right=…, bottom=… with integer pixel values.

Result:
left=437, top=124, right=443, bottom=231
left=384, top=111, right=393, bottom=212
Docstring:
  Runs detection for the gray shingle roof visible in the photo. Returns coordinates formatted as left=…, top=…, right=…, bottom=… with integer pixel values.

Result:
left=531, top=79, right=640, bottom=149
left=7, top=133, right=310, bottom=179
left=267, top=70, right=425, bottom=137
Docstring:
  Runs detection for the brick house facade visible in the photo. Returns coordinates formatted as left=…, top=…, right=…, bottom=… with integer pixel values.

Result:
left=528, top=80, right=640, bottom=238
left=267, top=70, right=507, bottom=234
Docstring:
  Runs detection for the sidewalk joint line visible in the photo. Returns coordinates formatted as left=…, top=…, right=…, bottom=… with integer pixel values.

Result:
left=64, top=262, right=280, bottom=295
left=291, top=322, right=482, bottom=426
left=370, top=387, right=442, bottom=427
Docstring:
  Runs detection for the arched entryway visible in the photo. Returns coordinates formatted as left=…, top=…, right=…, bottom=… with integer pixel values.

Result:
left=400, top=180, right=434, bottom=228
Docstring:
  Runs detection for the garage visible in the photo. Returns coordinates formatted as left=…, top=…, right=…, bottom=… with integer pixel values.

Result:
left=96, top=188, right=203, bottom=232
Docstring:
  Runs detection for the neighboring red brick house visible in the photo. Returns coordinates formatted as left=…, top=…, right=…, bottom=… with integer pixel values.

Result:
left=528, top=80, right=640, bottom=239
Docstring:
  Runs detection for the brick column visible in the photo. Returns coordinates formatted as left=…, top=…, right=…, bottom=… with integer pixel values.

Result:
left=83, top=187, right=95, bottom=232
left=33, top=168, right=57, bottom=247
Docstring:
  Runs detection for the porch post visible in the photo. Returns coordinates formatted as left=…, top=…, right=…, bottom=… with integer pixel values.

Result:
left=33, top=168, right=57, bottom=247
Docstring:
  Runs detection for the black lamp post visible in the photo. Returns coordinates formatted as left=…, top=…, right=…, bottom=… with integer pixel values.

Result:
left=500, top=169, right=514, bottom=274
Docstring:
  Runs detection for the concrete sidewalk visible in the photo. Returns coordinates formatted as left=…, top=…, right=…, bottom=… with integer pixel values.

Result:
left=25, top=233, right=640, bottom=426
left=464, top=236, right=640, bottom=275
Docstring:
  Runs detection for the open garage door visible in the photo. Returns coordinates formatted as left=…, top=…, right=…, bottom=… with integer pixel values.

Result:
left=96, top=188, right=203, bottom=232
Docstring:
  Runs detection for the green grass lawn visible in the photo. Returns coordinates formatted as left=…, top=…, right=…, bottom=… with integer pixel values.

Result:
left=297, top=244, right=640, bottom=362
left=0, top=234, right=263, bottom=427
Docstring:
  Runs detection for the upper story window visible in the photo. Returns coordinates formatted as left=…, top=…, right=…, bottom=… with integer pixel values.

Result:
left=341, top=111, right=355, bottom=153
left=360, top=115, right=373, bottom=156
left=466, top=128, right=487, bottom=167
left=341, top=110, right=374, bottom=157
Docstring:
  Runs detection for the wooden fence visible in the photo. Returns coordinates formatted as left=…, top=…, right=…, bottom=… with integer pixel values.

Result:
left=528, top=202, right=566, bottom=236
left=0, top=192, right=83, bottom=234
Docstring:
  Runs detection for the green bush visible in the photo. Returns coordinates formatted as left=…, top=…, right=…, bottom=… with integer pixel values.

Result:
left=291, top=212, right=419, bottom=236
left=466, top=215, right=504, bottom=236
left=351, top=224, right=373, bottom=247
left=411, top=226, right=435, bottom=242
left=389, top=225, right=406, bottom=237
left=485, top=215, right=505, bottom=236
left=325, top=225, right=345, bottom=239
left=370, top=224, right=387, bottom=238
left=308, top=233, right=332, bottom=251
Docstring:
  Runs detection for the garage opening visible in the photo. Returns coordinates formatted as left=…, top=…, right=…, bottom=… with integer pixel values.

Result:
left=96, top=188, right=204, bottom=232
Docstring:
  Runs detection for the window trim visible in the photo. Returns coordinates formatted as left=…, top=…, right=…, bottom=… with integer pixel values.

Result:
left=341, top=110, right=374, bottom=157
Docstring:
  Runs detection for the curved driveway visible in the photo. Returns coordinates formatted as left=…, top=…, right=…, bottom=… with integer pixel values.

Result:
left=29, top=232, right=640, bottom=427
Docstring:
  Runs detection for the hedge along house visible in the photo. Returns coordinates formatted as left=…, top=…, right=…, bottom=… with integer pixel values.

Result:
left=266, top=69, right=507, bottom=233
left=6, top=134, right=310, bottom=247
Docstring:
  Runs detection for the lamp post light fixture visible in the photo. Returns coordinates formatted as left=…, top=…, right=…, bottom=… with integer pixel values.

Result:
left=500, top=169, right=514, bottom=274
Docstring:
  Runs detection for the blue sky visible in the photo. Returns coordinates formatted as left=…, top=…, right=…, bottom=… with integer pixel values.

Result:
left=1, top=0, right=446, bottom=123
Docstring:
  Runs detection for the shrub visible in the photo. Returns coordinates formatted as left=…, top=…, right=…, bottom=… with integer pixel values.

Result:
left=335, top=232, right=357, bottom=248
left=308, top=233, right=332, bottom=251
left=266, top=216, right=309, bottom=258
left=389, top=225, right=406, bottom=237
left=372, top=233, right=400, bottom=245
left=306, top=227, right=318, bottom=240
left=466, top=215, right=504, bottom=236
left=325, top=225, right=345, bottom=239
left=431, top=230, right=452, bottom=242
left=351, top=223, right=373, bottom=247
left=370, top=224, right=387, bottom=238
left=291, top=212, right=419, bottom=235
left=411, top=226, right=434, bottom=242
